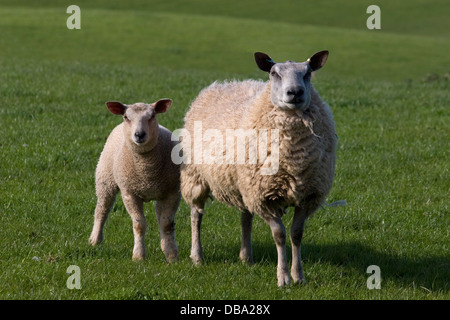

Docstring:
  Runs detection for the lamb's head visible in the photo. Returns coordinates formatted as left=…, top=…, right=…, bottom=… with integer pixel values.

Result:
left=255, top=51, right=328, bottom=111
left=106, top=99, right=172, bottom=151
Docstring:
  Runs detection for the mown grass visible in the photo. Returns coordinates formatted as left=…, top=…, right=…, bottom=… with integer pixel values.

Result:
left=0, top=0, right=448, bottom=300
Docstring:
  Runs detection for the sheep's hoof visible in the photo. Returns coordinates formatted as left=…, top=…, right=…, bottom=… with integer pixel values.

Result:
left=291, top=268, right=306, bottom=285
left=239, top=250, right=254, bottom=265
left=239, top=256, right=255, bottom=265
left=190, top=254, right=204, bottom=266
left=241, top=259, right=255, bottom=266
left=292, top=277, right=307, bottom=285
left=165, top=253, right=179, bottom=264
left=277, top=273, right=291, bottom=288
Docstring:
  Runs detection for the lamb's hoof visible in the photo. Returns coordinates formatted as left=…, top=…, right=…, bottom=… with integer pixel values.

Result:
left=161, top=240, right=179, bottom=264
left=89, top=235, right=102, bottom=246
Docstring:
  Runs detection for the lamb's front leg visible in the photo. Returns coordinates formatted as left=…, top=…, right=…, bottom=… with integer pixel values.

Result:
left=290, top=207, right=308, bottom=284
left=122, top=193, right=146, bottom=261
left=89, top=190, right=117, bottom=246
left=239, top=210, right=254, bottom=264
left=90, top=180, right=118, bottom=246
left=268, top=216, right=290, bottom=287
left=155, top=192, right=180, bottom=263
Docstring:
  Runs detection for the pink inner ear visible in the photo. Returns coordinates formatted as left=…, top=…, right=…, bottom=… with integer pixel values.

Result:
left=309, top=51, right=328, bottom=71
left=153, top=99, right=172, bottom=114
left=106, top=101, right=126, bottom=115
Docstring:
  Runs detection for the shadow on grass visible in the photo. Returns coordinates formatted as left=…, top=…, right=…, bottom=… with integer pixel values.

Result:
left=210, top=240, right=449, bottom=292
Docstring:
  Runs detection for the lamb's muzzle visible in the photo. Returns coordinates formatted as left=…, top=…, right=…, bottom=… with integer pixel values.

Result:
left=133, top=131, right=146, bottom=144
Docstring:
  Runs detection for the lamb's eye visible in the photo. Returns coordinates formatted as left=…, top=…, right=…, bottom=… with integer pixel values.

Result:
left=304, top=72, right=311, bottom=80
left=123, top=115, right=129, bottom=121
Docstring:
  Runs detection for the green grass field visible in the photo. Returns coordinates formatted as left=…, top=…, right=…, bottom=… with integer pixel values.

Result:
left=0, top=0, right=448, bottom=300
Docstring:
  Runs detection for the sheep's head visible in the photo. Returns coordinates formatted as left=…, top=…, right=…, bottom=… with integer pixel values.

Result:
left=255, top=51, right=328, bottom=111
left=106, top=99, right=172, bottom=151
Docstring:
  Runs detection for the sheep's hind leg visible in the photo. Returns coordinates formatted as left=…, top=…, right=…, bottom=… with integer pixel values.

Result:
left=267, top=216, right=290, bottom=287
left=191, top=207, right=204, bottom=264
left=186, top=179, right=209, bottom=265
left=190, top=206, right=205, bottom=265
left=155, top=193, right=180, bottom=263
left=239, top=210, right=254, bottom=264
left=122, top=193, right=146, bottom=261
left=89, top=185, right=117, bottom=246
left=290, top=207, right=308, bottom=284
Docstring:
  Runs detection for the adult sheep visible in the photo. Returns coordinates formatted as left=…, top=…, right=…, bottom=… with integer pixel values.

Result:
left=179, top=51, right=337, bottom=286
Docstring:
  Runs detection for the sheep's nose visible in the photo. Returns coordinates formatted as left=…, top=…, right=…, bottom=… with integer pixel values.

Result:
left=286, top=87, right=305, bottom=102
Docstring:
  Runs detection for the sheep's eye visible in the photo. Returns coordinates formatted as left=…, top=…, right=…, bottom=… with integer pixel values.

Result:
left=270, top=71, right=281, bottom=79
left=304, top=72, right=311, bottom=80
left=123, top=115, right=129, bottom=121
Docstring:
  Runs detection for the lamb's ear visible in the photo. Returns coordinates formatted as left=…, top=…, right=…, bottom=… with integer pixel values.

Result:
left=106, top=101, right=127, bottom=115
left=307, top=50, right=329, bottom=71
left=254, top=52, right=276, bottom=72
left=153, top=98, right=172, bottom=114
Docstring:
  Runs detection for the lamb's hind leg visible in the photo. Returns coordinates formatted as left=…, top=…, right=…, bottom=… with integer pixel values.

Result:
left=267, top=216, right=290, bottom=287
left=239, top=210, right=254, bottom=264
left=155, top=192, right=180, bottom=263
left=290, top=207, right=308, bottom=284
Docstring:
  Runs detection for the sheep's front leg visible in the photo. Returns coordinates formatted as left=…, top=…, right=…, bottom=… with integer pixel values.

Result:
left=122, top=193, right=146, bottom=261
left=155, top=193, right=180, bottom=263
left=290, top=207, right=308, bottom=284
left=239, top=210, right=254, bottom=264
left=190, top=206, right=204, bottom=265
left=268, top=217, right=290, bottom=287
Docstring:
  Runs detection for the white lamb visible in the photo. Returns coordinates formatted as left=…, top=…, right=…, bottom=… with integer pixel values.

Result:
left=89, top=99, right=180, bottom=263
left=180, top=51, right=337, bottom=286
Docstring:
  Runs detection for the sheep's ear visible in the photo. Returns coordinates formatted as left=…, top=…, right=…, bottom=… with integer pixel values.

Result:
left=307, top=50, right=329, bottom=71
left=255, top=52, right=276, bottom=72
left=153, top=99, right=172, bottom=114
left=106, top=101, right=127, bottom=115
